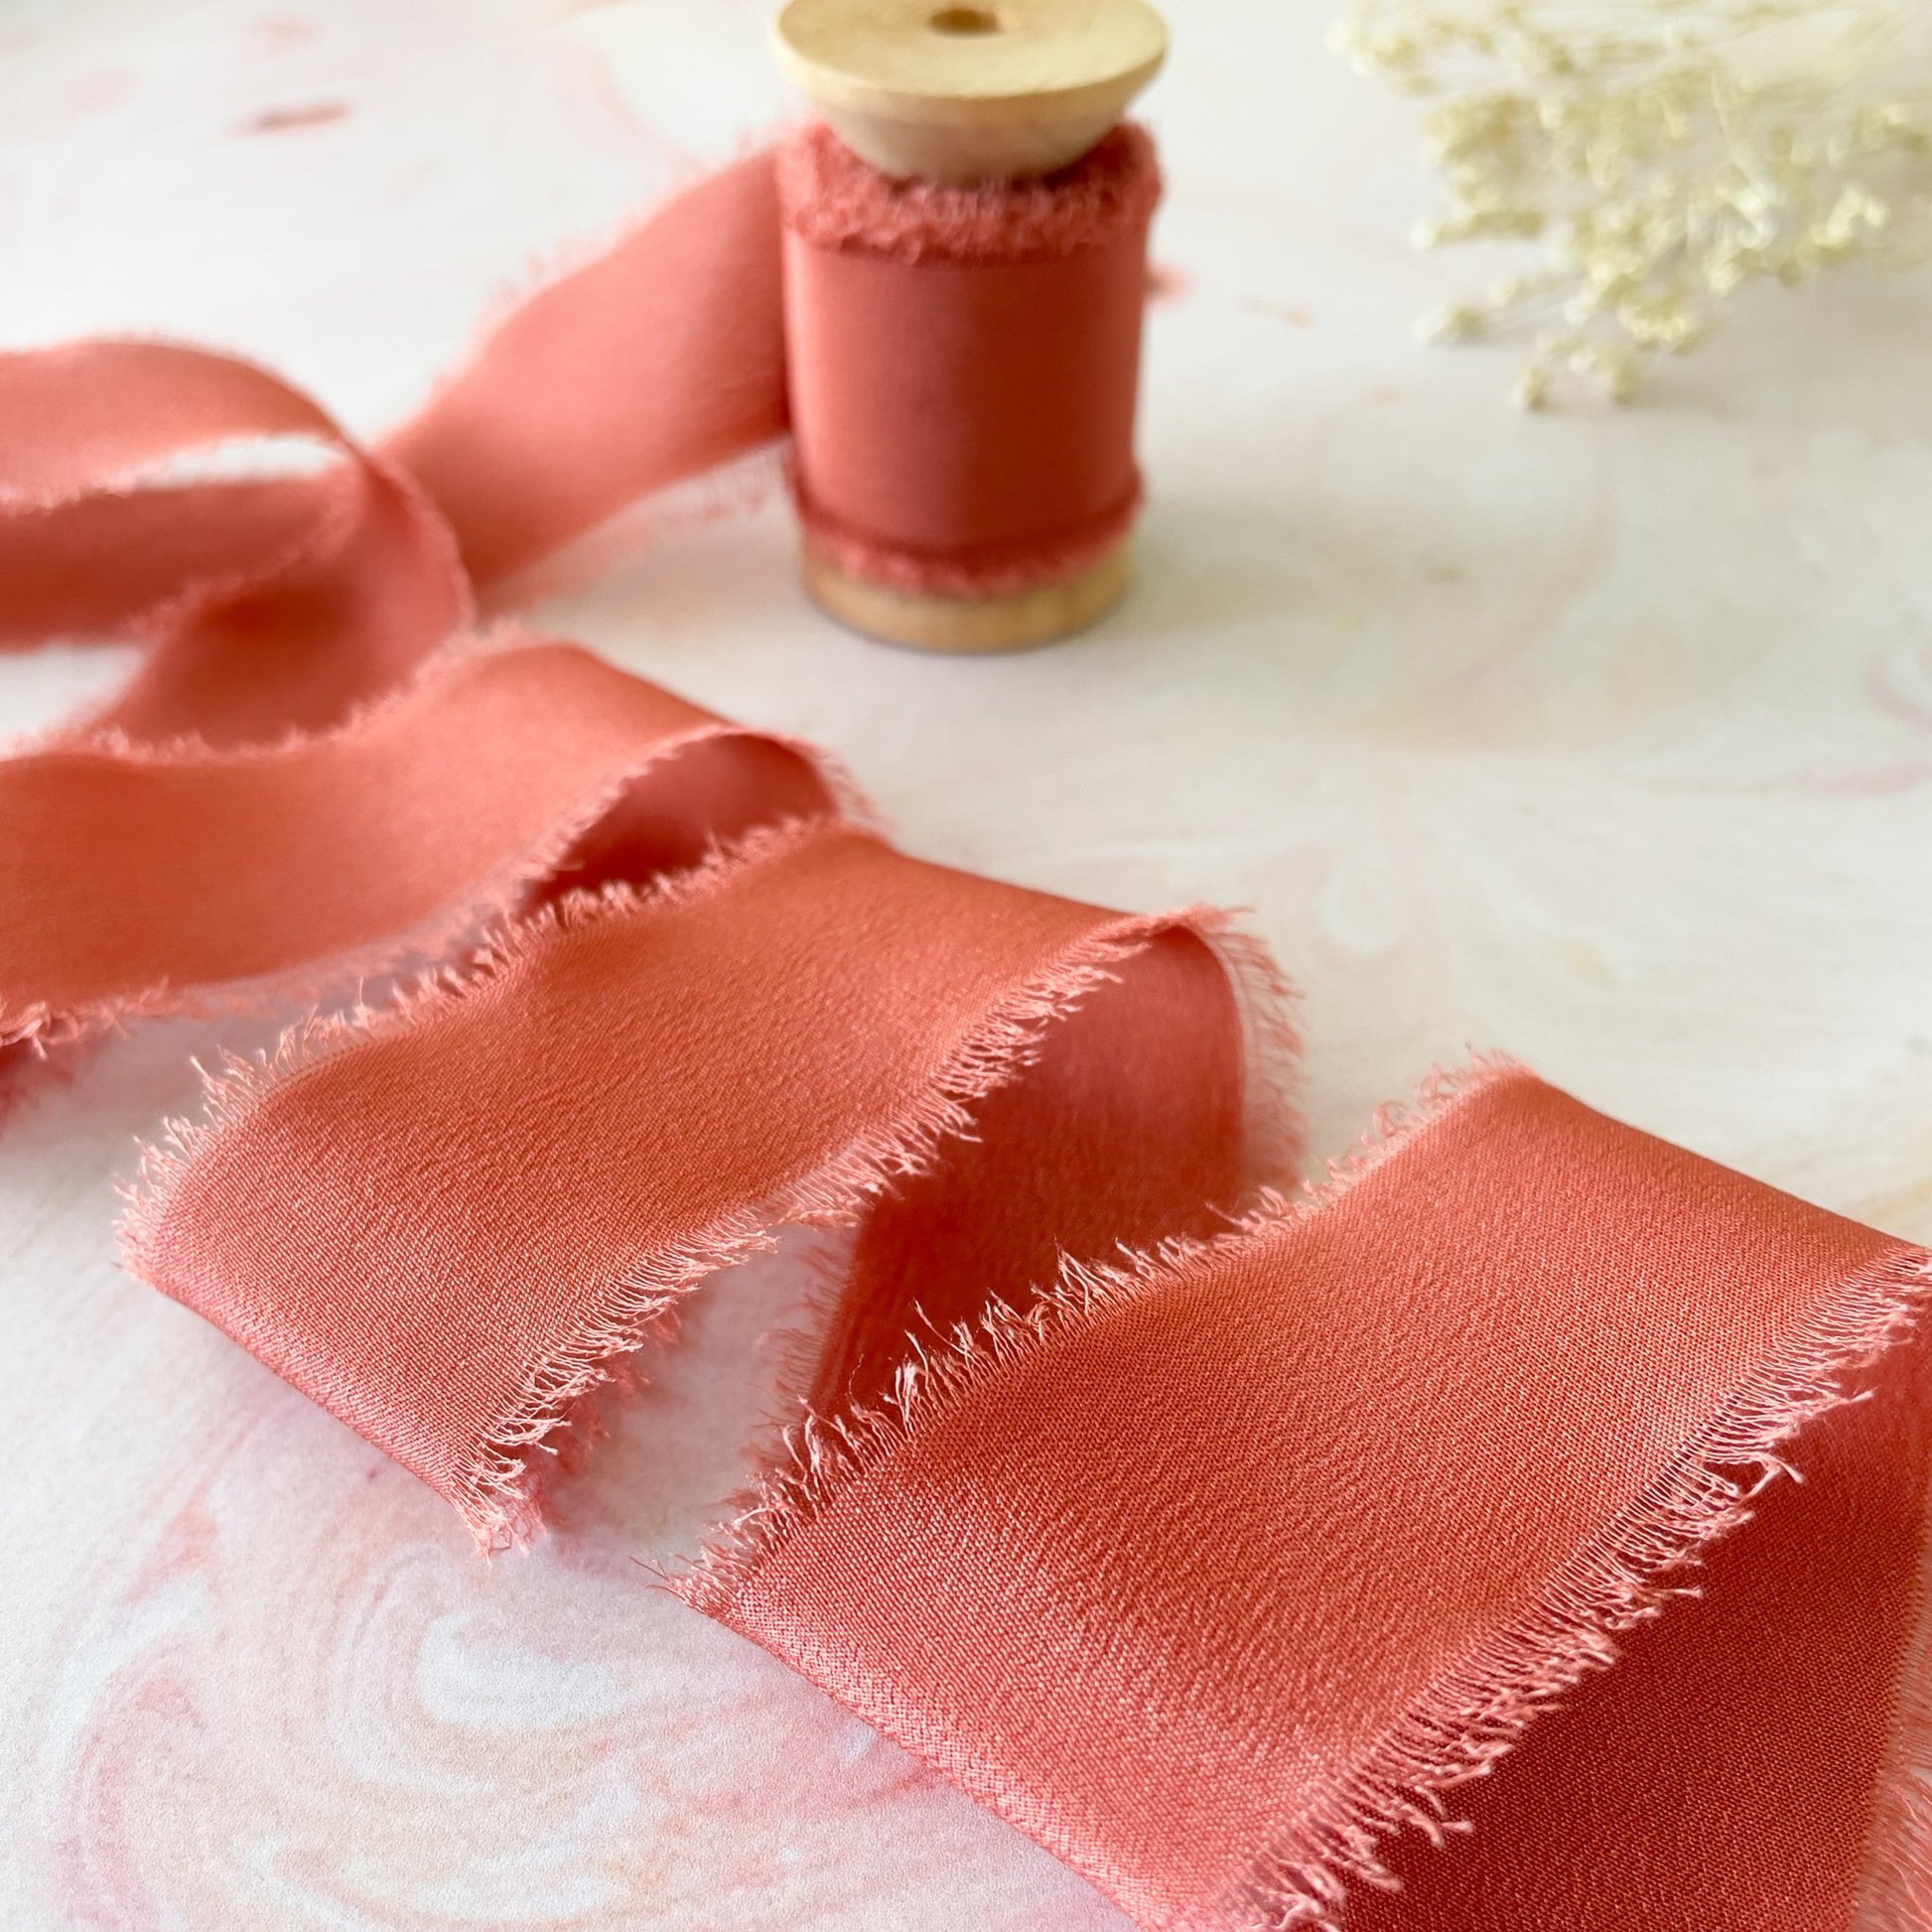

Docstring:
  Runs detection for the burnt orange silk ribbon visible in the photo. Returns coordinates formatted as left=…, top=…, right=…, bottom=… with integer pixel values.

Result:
left=1, top=135, right=1927, bottom=1932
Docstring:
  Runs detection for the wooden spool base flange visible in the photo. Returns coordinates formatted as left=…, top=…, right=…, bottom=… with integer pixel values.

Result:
left=802, top=540, right=1131, bottom=653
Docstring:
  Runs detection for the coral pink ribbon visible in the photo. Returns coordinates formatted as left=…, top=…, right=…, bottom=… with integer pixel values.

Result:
left=1, top=134, right=1926, bottom=1932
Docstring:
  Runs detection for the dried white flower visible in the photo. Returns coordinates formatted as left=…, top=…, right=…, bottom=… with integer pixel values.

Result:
left=1332, top=0, right=1932, bottom=401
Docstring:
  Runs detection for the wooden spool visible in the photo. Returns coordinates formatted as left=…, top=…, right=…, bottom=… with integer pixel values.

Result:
left=772, top=0, right=1168, bottom=652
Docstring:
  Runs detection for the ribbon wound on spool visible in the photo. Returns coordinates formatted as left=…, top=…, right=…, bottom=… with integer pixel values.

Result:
left=779, top=121, right=1160, bottom=599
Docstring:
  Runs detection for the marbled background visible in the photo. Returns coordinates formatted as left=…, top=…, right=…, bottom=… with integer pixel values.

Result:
left=4, top=1, right=1931, bottom=1925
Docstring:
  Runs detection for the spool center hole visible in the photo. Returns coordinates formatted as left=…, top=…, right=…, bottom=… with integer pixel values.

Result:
left=927, top=6, right=1001, bottom=34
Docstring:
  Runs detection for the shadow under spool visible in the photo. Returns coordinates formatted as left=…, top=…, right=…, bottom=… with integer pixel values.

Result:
left=772, top=0, right=1169, bottom=652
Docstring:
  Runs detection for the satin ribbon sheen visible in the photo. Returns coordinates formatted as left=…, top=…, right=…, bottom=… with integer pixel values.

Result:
left=1, top=129, right=1927, bottom=1932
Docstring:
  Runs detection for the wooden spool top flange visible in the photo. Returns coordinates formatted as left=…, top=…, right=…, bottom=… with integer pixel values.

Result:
left=772, top=0, right=1167, bottom=185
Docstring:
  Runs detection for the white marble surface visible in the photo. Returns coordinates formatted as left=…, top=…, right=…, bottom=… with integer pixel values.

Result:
left=4, top=1, right=1932, bottom=1925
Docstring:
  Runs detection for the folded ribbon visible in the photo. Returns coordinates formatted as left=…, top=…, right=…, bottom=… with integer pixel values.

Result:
left=1, top=133, right=1927, bottom=1932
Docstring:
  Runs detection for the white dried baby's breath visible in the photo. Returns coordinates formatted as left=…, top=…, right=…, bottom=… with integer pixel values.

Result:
left=1333, top=0, right=1932, bottom=401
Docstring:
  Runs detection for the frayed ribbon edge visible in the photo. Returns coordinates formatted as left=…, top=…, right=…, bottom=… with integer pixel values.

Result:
left=4, top=637, right=872, bottom=1059
left=1227, top=1239, right=1932, bottom=1932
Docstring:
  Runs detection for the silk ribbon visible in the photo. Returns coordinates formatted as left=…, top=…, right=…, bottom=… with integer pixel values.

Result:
left=1, top=131, right=1927, bottom=1932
